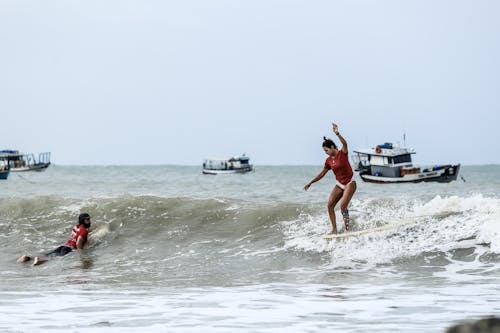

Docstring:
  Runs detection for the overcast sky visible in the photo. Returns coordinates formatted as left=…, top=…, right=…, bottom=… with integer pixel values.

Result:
left=1, top=0, right=498, bottom=165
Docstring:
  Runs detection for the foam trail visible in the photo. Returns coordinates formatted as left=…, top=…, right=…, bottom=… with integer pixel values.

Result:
left=282, top=195, right=500, bottom=268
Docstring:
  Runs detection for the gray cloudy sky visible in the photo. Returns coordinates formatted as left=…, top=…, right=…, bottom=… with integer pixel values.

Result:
left=1, top=0, right=498, bottom=165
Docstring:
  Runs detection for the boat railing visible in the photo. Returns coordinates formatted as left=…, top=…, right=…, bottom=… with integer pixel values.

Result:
left=13, top=152, right=51, bottom=167
left=23, top=152, right=51, bottom=166
left=37, top=152, right=51, bottom=165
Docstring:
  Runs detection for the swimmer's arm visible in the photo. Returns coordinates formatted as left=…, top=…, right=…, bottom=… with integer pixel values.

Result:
left=76, top=236, right=87, bottom=250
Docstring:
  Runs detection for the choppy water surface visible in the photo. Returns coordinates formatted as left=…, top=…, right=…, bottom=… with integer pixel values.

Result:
left=1, top=165, right=499, bottom=332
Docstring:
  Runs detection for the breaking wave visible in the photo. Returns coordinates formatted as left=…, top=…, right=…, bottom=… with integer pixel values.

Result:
left=1, top=193, right=499, bottom=279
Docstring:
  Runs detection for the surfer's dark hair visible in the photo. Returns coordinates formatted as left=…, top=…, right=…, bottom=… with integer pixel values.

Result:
left=78, top=213, right=91, bottom=225
left=322, top=137, right=337, bottom=149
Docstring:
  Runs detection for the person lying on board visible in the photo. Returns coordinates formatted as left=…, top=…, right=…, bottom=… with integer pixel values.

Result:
left=304, top=122, right=357, bottom=235
left=17, top=213, right=92, bottom=266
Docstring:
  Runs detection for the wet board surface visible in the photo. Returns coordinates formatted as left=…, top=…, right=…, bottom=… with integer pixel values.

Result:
left=325, top=221, right=412, bottom=239
left=324, top=211, right=463, bottom=240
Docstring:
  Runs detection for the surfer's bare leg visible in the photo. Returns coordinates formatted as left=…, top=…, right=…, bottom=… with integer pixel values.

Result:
left=327, top=186, right=343, bottom=234
left=17, top=255, right=32, bottom=263
left=33, top=257, right=48, bottom=266
left=340, top=181, right=357, bottom=230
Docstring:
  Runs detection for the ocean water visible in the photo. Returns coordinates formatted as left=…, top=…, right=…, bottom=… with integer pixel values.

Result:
left=1, top=165, right=499, bottom=332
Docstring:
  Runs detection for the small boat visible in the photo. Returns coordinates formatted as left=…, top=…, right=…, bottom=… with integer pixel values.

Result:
left=353, top=143, right=460, bottom=184
left=0, top=165, right=9, bottom=180
left=0, top=150, right=51, bottom=172
left=202, top=155, right=253, bottom=175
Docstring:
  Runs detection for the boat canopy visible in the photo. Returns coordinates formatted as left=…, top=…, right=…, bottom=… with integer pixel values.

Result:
left=0, top=150, right=22, bottom=161
left=353, top=145, right=415, bottom=158
left=205, top=156, right=250, bottom=163
left=0, top=150, right=20, bottom=155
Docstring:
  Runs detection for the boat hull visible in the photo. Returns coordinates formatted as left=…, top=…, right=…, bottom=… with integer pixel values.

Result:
left=360, top=164, right=460, bottom=184
left=0, top=170, right=9, bottom=180
left=202, top=166, right=253, bottom=175
left=10, top=162, right=51, bottom=172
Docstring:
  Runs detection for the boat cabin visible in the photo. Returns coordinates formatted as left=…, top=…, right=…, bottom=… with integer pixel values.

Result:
left=353, top=143, right=418, bottom=178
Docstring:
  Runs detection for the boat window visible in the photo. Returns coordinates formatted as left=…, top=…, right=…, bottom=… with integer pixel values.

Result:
left=393, top=154, right=412, bottom=164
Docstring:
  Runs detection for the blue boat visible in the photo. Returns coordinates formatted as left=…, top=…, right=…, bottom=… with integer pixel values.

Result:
left=0, top=167, right=9, bottom=180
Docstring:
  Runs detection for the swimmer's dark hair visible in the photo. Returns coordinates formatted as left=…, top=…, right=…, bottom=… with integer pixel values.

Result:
left=78, top=213, right=91, bottom=225
left=322, top=136, right=337, bottom=149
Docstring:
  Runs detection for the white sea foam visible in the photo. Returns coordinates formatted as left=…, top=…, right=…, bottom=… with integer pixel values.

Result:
left=282, top=195, right=500, bottom=267
left=1, top=282, right=496, bottom=333
left=417, top=194, right=500, bottom=253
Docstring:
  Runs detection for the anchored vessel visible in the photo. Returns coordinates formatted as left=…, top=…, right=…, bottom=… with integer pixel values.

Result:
left=353, top=143, right=460, bottom=184
left=0, top=150, right=51, bottom=172
left=202, top=155, right=253, bottom=175
left=0, top=165, right=9, bottom=180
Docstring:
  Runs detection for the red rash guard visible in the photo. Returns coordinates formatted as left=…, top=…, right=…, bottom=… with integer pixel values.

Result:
left=65, top=224, right=88, bottom=249
left=324, top=150, right=353, bottom=185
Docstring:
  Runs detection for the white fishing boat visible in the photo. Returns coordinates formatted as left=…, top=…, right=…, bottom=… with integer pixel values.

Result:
left=0, top=150, right=51, bottom=172
left=353, top=143, right=460, bottom=184
left=202, top=155, right=253, bottom=175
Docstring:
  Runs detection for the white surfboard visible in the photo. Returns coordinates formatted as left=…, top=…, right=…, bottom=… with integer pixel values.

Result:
left=325, top=220, right=413, bottom=239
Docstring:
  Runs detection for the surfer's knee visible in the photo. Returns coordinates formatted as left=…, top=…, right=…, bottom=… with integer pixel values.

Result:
left=328, top=198, right=339, bottom=209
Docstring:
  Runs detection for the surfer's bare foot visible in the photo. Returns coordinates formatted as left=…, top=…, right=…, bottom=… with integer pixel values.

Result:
left=327, top=229, right=338, bottom=235
left=33, top=257, right=47, bottom=266
left=17, top=255, right=31, bottom=263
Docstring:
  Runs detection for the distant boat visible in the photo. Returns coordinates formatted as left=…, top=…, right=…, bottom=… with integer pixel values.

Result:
left=202, top=155, right=253, bottom=175
left=353, top=143, right=460, bottom=184
left=0, top=166, right=9, bottom=180
left=0, top=150, right=51, bottom=172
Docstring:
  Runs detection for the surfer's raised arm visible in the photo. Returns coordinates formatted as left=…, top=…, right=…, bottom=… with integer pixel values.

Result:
left=332, top=123, right=348, bottom=153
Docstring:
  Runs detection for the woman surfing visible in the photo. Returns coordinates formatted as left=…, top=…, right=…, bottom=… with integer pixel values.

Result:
left=304, top=123, right=357, bottom=235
